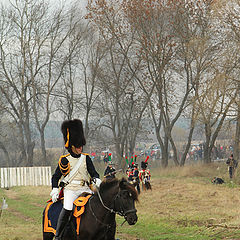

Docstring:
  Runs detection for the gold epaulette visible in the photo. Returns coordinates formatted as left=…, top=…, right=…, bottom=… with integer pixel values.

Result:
left=81, top=153, right=89, bottom=156
left=58, top=154, right=70, bottom=176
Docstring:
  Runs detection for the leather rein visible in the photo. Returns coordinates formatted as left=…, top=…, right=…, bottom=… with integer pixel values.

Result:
left=89, top=187, right=136, bottom=226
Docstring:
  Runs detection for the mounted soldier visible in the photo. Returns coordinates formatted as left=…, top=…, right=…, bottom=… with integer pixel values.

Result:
left=139, top=156, right=151, bottom=190
left=50, top=119, right=101, bottom=240
left=126, top=156, right=133, bottom=182
left=132, top=160, right=141, bottom=194
left=104, top=153, right=117, bottom=180
left=127, top=155, right=140, bottom=194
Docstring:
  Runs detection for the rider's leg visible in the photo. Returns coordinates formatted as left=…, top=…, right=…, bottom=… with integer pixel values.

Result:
left=229, top=167, right=233, bottom=179
left=55, top=208, right=72, bottom=240
left=55, top=189, right=78, bottom=240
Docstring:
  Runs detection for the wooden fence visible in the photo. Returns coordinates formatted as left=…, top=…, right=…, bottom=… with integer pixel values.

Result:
left=0, top=166, right=52, bottom=188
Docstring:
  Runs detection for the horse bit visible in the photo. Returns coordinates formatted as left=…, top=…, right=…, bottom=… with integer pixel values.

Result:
left=89, top=187, right=137, bottom=227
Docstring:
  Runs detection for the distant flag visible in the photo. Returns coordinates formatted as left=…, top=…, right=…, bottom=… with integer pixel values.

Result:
left=145, top=156, right=149, bottom=163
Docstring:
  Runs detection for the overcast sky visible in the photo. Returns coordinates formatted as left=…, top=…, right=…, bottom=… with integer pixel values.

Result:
left=1, top=0, right=88, bottom=10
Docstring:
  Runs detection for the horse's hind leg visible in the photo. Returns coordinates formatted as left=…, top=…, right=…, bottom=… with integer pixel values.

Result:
left=147, top=182, right=152, bottom=190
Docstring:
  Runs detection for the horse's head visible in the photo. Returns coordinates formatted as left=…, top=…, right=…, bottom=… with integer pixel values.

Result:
left=115, top=178, right=138, bottom=225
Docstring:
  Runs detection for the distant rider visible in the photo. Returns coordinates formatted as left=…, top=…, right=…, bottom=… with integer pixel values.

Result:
left=104, top=154, right=116, bottom=179
left=139, top=156, right=151, bottom=190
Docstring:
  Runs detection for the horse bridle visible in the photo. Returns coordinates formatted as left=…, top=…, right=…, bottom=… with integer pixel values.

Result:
left=89, top=187, right=136, bottom=225
left=113, top=190, right=137, bottom=217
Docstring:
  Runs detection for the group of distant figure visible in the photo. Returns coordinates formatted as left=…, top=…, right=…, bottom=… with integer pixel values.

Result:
left=186, top=143, right=234, bottom=162
left=103, top=154, right=152, bottom=194
left=212, top=153, right=238, bottom=185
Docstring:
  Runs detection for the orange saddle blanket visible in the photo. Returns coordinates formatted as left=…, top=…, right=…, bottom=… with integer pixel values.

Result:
left=44, top=194, right=92, bottom=235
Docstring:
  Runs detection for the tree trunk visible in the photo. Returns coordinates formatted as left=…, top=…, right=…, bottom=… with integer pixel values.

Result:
left=204, top=123, right=212, bottom=163
left=0, top=141, right=11, bottom=167
left=234, top=103, right=240, bottom=160
left=169, top=136, right=179, bottom=166
left=180, top=125, right=195, bottom=166
left=40, top=130, right=49, bottom=166
left=161, top=137, right=169, bottom=168
left=24, top=123, right=35, bottom=167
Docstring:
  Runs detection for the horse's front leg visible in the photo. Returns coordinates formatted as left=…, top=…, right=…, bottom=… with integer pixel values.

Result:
left=104, top=221, right=116, bottom=240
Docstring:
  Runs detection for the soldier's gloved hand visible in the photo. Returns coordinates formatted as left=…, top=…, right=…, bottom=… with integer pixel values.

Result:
left=92, top=178, right=102, bottom=188
left=50, top=188, right=59, bottom=203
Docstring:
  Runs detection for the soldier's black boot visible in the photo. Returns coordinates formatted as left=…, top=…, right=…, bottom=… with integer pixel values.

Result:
left=55, top=208, right=72, bottom=240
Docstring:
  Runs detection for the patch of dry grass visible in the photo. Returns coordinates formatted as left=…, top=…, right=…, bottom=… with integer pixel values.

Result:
left=1, top=163, right=240, bottom=239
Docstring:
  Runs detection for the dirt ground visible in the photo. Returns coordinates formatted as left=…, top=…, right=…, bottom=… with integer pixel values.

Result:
left=2, top=164, right=240, bottom=240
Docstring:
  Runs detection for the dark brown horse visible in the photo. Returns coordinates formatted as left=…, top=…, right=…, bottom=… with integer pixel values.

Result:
left=42, top=178, right=138, bottom=240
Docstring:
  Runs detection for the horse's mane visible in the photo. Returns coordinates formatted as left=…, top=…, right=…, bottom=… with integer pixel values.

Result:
left=99, top=177, right=138, bottom=201
left=122, top=178, right=138, bottom=201
left=99, top=178, right=119, bottom=193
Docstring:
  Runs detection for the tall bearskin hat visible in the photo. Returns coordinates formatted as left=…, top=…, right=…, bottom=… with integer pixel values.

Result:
left=141, top=161, right=148, bottom=169
left=141, top=155, right=149, bottom=169
left=61, top=119, right=86, bottom=149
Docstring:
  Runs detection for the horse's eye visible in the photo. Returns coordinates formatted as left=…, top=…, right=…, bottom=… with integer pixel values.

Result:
left=122, top=191, right=129, bottom=198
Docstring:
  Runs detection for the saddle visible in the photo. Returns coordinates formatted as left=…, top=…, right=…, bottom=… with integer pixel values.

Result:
left=43, top=194, right=92, bottom=235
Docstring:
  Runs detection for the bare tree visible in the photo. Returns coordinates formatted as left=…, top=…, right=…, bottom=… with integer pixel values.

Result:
left=172, top=0, right=223, bottom=165
left=0, top=0, right=85, bottom=166
left=217, top=0, right=240, bottom=160
left=123, top=0, right=193, bottom=167
left=87, top=0, right=152, bottom=164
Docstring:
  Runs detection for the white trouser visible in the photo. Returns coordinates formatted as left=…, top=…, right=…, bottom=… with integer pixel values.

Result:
left=63, top=188, right=93, bottom=210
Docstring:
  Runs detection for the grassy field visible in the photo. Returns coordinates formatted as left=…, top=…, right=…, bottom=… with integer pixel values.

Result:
left=1, top=162, right=240, bottom=240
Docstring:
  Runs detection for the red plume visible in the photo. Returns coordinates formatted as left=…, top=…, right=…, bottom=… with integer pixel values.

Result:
left=145, top=156, right=149, bottom=163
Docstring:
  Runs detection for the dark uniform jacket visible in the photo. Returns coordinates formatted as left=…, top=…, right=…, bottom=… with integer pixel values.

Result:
left=104, top=166, right=116, bottom=179
left=226, top=157, right=238, bottom=168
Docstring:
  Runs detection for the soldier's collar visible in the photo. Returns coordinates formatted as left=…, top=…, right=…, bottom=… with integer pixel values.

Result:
left=68, top=149, right=81, bottom=158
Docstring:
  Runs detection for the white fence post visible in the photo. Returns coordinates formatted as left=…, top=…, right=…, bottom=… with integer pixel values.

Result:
left=1, top=168, right=4, bottom=188
left=4, top=168, right=8, bottom=188
left=0, top=166, right=52, bottom=188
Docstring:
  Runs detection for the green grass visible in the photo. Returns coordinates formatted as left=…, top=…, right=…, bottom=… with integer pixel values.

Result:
left=116, top=215, right=220, bottom=240
left=1, top=163, right=240, bottom=240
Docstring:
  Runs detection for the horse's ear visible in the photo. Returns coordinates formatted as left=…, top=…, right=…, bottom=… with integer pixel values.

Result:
left=119, top=178, right=127, bottom=189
